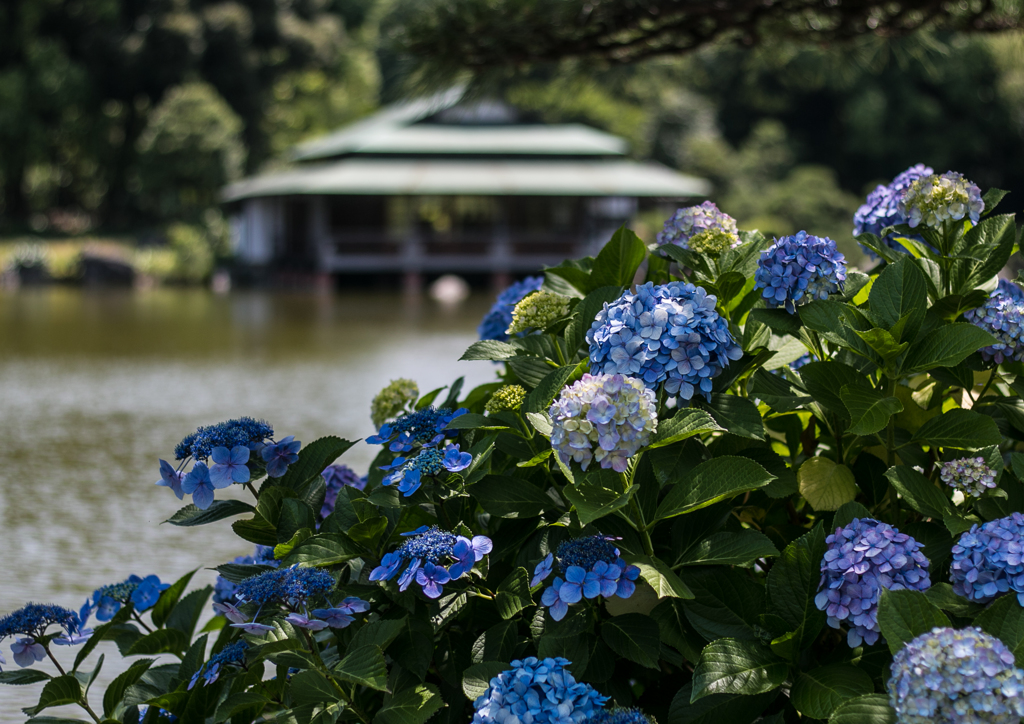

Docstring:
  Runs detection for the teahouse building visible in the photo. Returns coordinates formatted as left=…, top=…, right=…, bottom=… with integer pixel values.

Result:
left=223, top=88, right=710, bottom=287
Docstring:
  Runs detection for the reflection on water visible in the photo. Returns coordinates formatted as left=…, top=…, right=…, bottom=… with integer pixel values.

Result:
left=0, top=287, right=496, bottom=720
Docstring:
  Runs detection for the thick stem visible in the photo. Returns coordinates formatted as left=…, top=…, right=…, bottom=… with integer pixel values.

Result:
left=131, top=610, right=154, bottom=634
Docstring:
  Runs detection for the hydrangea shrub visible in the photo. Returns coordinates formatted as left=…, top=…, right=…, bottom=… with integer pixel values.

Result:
left=5, top=174, right=1024, bottom=724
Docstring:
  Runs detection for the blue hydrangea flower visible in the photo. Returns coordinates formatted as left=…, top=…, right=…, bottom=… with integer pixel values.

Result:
left=549, top=374, right=658, bottom=473
left=174, top=418, right=274, bottom=462
left=997, top=279, right=1024, bottom=303
left=535, top=535, right=641, bottom=621
left=940, top=457, right=997, bottom=499
left=588, top=281, right=742, bottom=401
left=261, top=435, right=301, bottom=478
left=0, top=604, right=80, bottom=648
left=312, top=597, right=370, bottom=629
left=209, top=445, right=251, bottom=486
left=369, top=526, right=492, bottom=599
left=950, top=513, right=1024, bottom=605
left=213, top=545, right=278, bottom=605
left=900, top=171, right=985, bottom=229
left=181, top=461, right=226, bottom=510
left=888, top=627, right=1024, bottom=724
left=320, top=464, right=367, bottom=520
left=137, top=706, right=178, bottom=721
left=790, top=353, right=812, bottom=370
left=754, top=231, right=847, bottom=314
left=815, top=518, right=931, bottom=647
left=479, top=276, right=544, bottom=342
left=85, top=574, right=170, bottom=622
left=230, top=565, right=336, bottom=632
left=366, top=406, right=467, bottom=451
left=189, top=640, right=249, bottom=689
left=965, top=288, right=1024, bottom=364
left=588, top=709, right=653, bottom=724
left=382, top=443, right=474, bottom=496
left=854, top=164, right=934, bottom=254
left=156, top=459, right=184, bottom=500
left=656, top=201, right=740, bottom=252
left=472, top=657, right=609, bottom=724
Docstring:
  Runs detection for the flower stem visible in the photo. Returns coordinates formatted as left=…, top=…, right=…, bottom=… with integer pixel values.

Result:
left=299, top=628, right=370, bottom=724
left=245, top=482, right=260, bottom=501
left=132, top=610, right=154, bottom=634
left=43, top=645, right=101, bottom=724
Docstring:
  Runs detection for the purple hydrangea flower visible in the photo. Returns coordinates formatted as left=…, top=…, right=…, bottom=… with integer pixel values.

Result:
left=965, top=291, right=1024, bottom=364
left=854, top=164, right=934, bottom=256
left=531, top=553, right=554, bottom=587
left=754, top=231, right=847, bottom=314
left=900, top=171, right=985, bottom=229
left=656, top=201, right=740, bottom=253
left=478, top=276, right=544, bottom=342
left=888, top=627, right=1024, bottom=724
left=156, top=459, right=185, bottom=499
left=261, top=436, right=300, bottom=478
left=416, top=562, right=452, bottom=599
left=312, top=597, right=370, bottom=629
left=815, top=518, right=931, bottom=647
left=940, top=457, right=997, bottom=499
left=449, top=536, right=494, bottom=579
left=320, top=464, right=367, bottom=520
left=471, top=657, right=609, bottom=724
left=209, top=445, right=251, bottom=486
left=588, top=281, right=742, bottom=401
left=951, top=513, right=1024, bottom=605
left=10, top=638, right=45, bottom=667
left=285, top=613, right=328, bottom=631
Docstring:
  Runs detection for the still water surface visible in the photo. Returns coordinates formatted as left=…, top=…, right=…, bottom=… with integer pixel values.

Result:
left=0, top=287, right=495, bottom=721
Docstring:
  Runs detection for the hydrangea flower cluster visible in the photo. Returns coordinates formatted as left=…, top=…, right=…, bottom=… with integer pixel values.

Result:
left=173, top=417, right=274, bottom=462
left=478, top=276, right=544, bottom=341
left=368, top=406, right=471, bottom=496
left=888, top=627, right=1024, bottom=724
left=380, top=443, right=473, bottom=496
left=587, top=709, right=653, bottom=724
left=213, top=545, right=279, bottom=605
left=471, top=657, right=608, bottom=724
left=853, top=164, right=934, bottom=242
left=370, top=378, right=419, bottom=429
left=320, top=464, right=367, bottom=520
left=189, top=640, right=249, bottom=689
left=950, top=513, right=1024, bottom=605
left=997, top=279, right=1024, bottom=303
left=587, top=281, right=742, bottom=401
left=899, top=171, right=985, bottom=229
left=370, top=526, right=493, bottom=599
left=754, top=231, right=847, bottom=314
left=815, top=518, right=931, bottom=647
left=0, top=603, right=82, bottom=669
left=534, top=535, right=641, bottom=621
left=507, top=291, right=572, bottom=335
left=224, top=565, right=340, bottom=634
left=656, top=201, right=739, bottom=253
left=549, top=373, right=657, bottom=473
left=367, top=406, right=466, bottom=452
left=485, top=384, right=526, bottom=414
left=965, top=288, right=1024, bottom=364
left=940, top=457, right=997, bottom=499
left=86, top=574, right=170, bottom=622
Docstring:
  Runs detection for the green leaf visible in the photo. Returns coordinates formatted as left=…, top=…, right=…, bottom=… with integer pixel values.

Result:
left=590, top=225, right=646, bottom=289
left=870, top=256, right=927, bottom=341
left=525, top=411, right=553, bottom=437
left=925, top=583, right=986, bottom=618
left=462, top=662, right=509, bottom=700
left=374, top=684, right=443, bottom=724
left=165, top=500, right=255, bottom=527
left=507, top=356, right=555, bottom=388
left=517, top=448, right=553, bottom=468
left=975, top=594, right=1024, bottom=660
left=624, top=555, right=694, bottom=598
left=791, top=664, right=874, bottom=720
left=335, top=644, right=388, bottom=691
left=681, top=567, right=764, bottom=640
left=165, top=586, right=213, bottom=638
left=277, top=435, right=357, bottom=491
left=284, top=533, right=361, bottom=566
left=901, top=323, right=996, bottom=374
left=883, top=465, right=954, bottom=520
left=545, top=257, right=595, bottom=295
left=655, top=456, right=775, bottom=521
left=841, top=385, right=904, bottom=436
left=799, top=361, right=870, bottom=420
left=701, top=395, right=764, bottom=440
left=601, top=614, right=662, bottom=669
left=0, top=670, right=51, bottom=685
left=876, top=589, right=951, bottom=654
left=798, top=457, right=859, bottom=512
left=23, top=675, right=82, bottom=716
left=767, top=525, right=827, bottom=649
left=125, top=629, right=189, bottom=656
left=149, top=568, right=196, bottom=629
left=446, top=413, right=508, bottom=431
left=213, top=692, right=271, bottom=721
left=750, top=308, right=803, bottom=337
left=828, top=694, right=897, bottom=724
left=678, top=530, right=780, bottom=567
left=470, top=475, right=551, bottom=518
left=690, top=639, right=787, bottom=701
left=852, top=328, right=908, bottom=362
left=562, top=470, right=637, bottom=525
left=102, top=658, right=154, bottom=718
left=911, top=408, right=1002, bottom=449
left=460, top=340, right=519, bottom=361
left=523, top=363, right=584, bottom=414
left=564, top=286, right=622, bottom=354
left=649, top=408, right=723, bottom=449
left=231, top=515, right=278, bottom=546
left=495, top=568, right=534, bottom=620
left=290, top=669, right=337, bottom=706
left=667, top=684, right=776, bottom=724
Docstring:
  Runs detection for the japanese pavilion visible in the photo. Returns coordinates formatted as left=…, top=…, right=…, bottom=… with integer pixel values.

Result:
left=223, top=88, right=710, bottom=287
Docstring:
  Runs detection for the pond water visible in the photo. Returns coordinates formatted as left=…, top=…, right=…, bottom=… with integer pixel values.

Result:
left=0, top=286, right=497, bottom=721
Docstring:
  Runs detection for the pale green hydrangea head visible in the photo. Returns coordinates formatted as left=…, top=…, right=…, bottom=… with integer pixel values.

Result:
left=485, top=385, right=527, bottom=414
left=899, top=171, right=984, bottom=230
left=371, top=378, right=419, bottom=429
left=688, top=227, right=740, bottom=256
left=506, top=291, right=572, bottom=336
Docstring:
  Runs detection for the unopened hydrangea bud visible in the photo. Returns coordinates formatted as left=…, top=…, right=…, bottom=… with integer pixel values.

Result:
left=754, top=231, right=846, bottom=314
left=370, top=378, right=419, bottom=429
left=965, top=294, right=1024, bottom=364
left=899, top=171, right=984, bottom=229
left=656, top=200, right=739, bottom=252
left=688, top=227, right=740, bottom=256
left=485, top=384, right=526, bottom=414
left=888, top=627, right=1024, bottom=724
left=940, top=457, right=996, bottom=498
left=507, top=291, right=572, bottom=335
left=950, top=513, right=1024, bottom=605
left=549, top=373, right=657, bottom=473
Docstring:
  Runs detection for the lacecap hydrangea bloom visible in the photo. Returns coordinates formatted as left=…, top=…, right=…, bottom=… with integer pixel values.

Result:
left=888, top=627, right=1024, bottom=724
left=854, top=163, right=934, bottom=238
left=0, top=603, right=82, bottom=668
left=899, top=171, right=985, bottom=229
left=507, top=291, right=572, bottom=335
left=754, top=231, right=846, bottom=314
left=227, top=565, right=344, bottom=634
left=656, top=201, right=739, bottom=254
left=320, top=464, right=367, bottom=520
left=471, top=657, right=609, bottom=724
left=587, top=281, right=742, bottom=401
left=965, top=285, right=1024, bottom=364
left=370, top=526, right=492, bottom=599
left=815, top=518, right=931, bottom=647
left=367, top=406, right=466, bottom=453
left=189, top=640, right=249, bottom=689
left=85, top=574, right=170, bottom=621
left=370, top=378, right=419, bottom=429
left=213, top=545, right=278, bottom=605
left=549, top=374, right=657, bottom=473
left=950, top=513, right=1024, bottom=605
left=478, top=276, right=544, bottom=342
left=940, top=457, right=997, bottom=499
left=534, top=535, right=641, bottom=621
left=485, top=384, right=527, bottom=414
left=368, top=406, right=471, bottom=496
left=380, top=443, right=473, bottom=497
